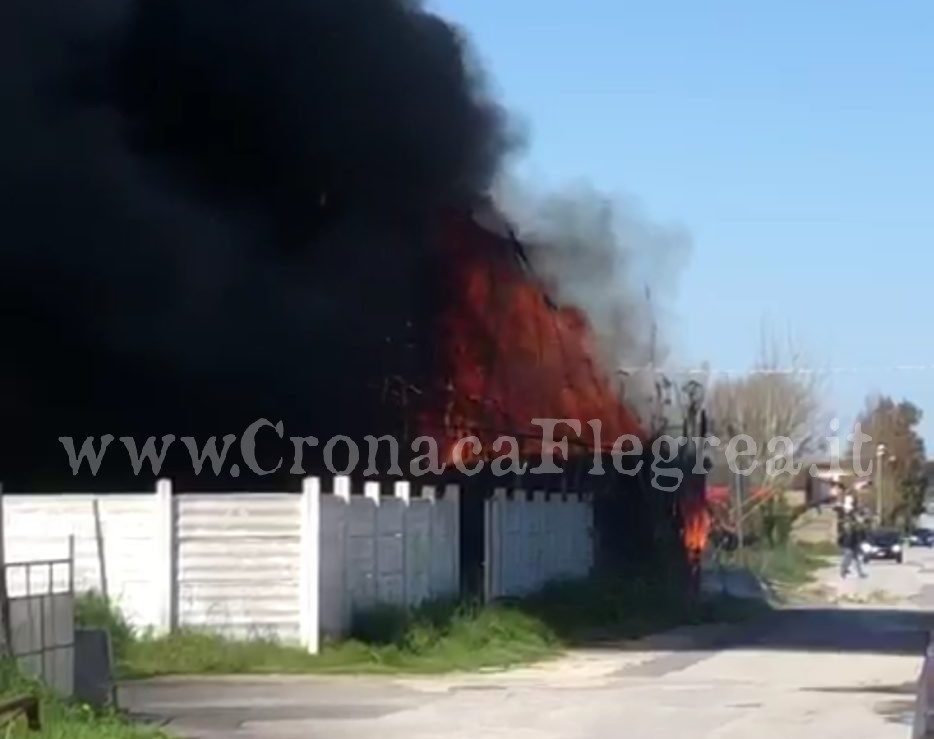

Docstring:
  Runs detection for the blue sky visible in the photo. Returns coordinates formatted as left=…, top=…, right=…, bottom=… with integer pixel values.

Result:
left=432, top=0, right=934, bottom=445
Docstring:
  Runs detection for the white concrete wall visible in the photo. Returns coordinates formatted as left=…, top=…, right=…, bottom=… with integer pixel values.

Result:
left=1, top=478, right=462, bottom=654
left=316, top=479, right=460, bottom=641
left=484, top=489, right=593, bottom=600
left=2, top=480, right=595, bottom=652
left=3, top=494, right=162, bottom=629
left=175, top=493, right=302, bottom=641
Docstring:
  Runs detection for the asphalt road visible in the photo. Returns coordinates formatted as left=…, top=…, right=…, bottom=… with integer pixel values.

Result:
left=121, top=547, right=934, bottom=739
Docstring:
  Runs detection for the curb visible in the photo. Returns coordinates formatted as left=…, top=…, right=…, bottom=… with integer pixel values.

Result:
left=913, top=631, right=934, bottom=738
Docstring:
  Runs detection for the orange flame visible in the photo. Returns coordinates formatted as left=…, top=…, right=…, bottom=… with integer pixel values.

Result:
left=679, top=489, right=711, bottom=564
left=418, top=209, right=646, bottom=464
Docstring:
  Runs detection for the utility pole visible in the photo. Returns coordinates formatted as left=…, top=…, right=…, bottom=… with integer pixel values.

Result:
left=876, top=443, right=886, bottom=523
left=725, top=422, right=744, bottom=551
left=733, top=468, right=744, bottom=550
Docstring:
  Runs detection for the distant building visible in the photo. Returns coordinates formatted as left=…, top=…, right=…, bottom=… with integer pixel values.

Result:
left=797, top=460, right=873, bottom=508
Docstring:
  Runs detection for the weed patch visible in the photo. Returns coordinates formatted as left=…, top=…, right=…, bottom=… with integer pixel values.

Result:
left=0, top=661, right=164, bottom=738
left=78, top=574, right=763, bottom=679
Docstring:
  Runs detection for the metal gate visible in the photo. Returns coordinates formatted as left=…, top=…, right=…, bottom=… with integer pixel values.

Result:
left=2, top=543, right=75, bottom=696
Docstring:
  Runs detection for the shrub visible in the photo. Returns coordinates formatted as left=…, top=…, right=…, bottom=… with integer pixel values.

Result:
left=74, top=591, right=135, bottom=661
left=761, top=495, right=796, bottom=546
left=0, top=658, right=163, bottom=737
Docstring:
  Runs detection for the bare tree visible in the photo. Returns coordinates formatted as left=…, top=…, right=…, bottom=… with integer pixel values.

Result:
left=708, top=336, right=823, bottom=487
left=706, top=333, right=824, bottom=543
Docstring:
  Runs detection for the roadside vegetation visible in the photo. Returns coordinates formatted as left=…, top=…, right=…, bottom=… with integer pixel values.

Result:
left=77, top=574, right=763, bottom=678
left=716, top=540, right=836, bottom=591
left=0, top=662, right=164, bottom=738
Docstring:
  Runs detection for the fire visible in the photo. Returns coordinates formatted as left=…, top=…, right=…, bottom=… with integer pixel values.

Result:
left=419, top=207, right=645, bottom=464
left=415, top=206, right=711, bottom=564
left=679, top=485, right=711, bottom=565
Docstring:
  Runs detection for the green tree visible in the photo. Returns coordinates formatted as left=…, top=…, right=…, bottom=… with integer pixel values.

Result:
left=854, top=396, right=927, bottom=526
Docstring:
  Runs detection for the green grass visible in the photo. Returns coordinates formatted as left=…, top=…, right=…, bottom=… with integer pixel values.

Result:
left=77, top=573, right=767, bottom=679
left=122, top=601, right=558, bottom=678
left=0, top=662, right=165, bottom=738
left=717, top=541, right=834, bottom=588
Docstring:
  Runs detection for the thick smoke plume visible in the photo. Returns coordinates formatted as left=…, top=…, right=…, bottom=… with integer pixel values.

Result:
left=0, top=0, right=511, bottom=486
left=497, top=181, right=691, bottom=426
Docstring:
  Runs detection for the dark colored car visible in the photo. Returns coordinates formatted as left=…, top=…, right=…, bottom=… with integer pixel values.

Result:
left=909, top=528, right=934, bottom=548
left=862, top=529, right=904, bottom=563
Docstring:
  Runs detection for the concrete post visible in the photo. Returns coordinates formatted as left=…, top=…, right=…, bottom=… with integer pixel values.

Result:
left=334, top=476, right=352, bottom=502
left=421, top=486, right=436, bottom=598
left=363, top=482, right=380, bottom=604
left=394, top=482, right=411, bottom=606
left=363, top=481, right=380, bottom=503
left=486, top=487, right=506, bottom=601
left=154, top=479, right=175, bottom=634
left=299, top=477, right=321, bottom=654
left=332, top=477, right=352, bottom=631
left=445, top=485, right=460, bottom=599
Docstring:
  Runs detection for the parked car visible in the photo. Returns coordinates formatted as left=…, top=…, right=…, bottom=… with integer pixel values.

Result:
left=861, top=529, right=904, bottom=563
left=909, top=528, right=934, bottom=547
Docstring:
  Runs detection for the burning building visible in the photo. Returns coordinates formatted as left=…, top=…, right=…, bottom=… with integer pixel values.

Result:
left=420, top=205, right=709, bottom=582
left=0, top=0, right=707, bottom=573
left=418, top=206, right=646, bottom=465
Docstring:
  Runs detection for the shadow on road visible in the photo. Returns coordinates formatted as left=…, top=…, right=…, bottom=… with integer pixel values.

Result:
left=724, top=607, right=932, bottom=656
left=569, top=606, right=934, bottom=657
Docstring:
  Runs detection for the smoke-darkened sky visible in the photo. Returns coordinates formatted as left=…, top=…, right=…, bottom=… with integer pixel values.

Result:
left=0, top=0, right=512, bottom=485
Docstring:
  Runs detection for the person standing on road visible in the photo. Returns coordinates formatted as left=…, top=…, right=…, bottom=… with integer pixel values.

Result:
left=839, top=509, right=868, bottom=579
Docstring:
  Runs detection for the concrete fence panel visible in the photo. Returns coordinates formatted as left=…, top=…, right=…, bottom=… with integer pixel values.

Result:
left=315, top=478, right=460, bottom=642
left=175, top=493, right=303, bottom=642
left=485, top=488, right=593, bottom=601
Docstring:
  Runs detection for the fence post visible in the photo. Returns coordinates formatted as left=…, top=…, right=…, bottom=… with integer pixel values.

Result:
left=532, top=490, right=547, bottom=588
left=445, top=485, right=460, bottom=599
left=155, top=479, right=174, bottom=634
left=91, top=499, right=109, bottom=602
left=394, top=482, right=411, bottom=606
left=334, top=477, right=352, bottom=632
left=486, top=487, right=509, bottom=601
left=363, top=482, right=381, bottom=605
left=587, top=493, right=596, bottom=575
left=299, top=477, right=321, bottom=654
left=0, top=482, right=11, bottom=657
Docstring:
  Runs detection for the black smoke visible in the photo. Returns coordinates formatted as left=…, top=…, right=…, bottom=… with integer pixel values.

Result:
left=0, top=0, right=512, bottom=488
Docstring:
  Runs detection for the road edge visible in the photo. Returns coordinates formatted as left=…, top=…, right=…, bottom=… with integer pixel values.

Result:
left=913, top=630, right=934, bottom=738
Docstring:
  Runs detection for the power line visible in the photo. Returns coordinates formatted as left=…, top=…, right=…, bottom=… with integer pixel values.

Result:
left=617, top=364, right=934, bottom=377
